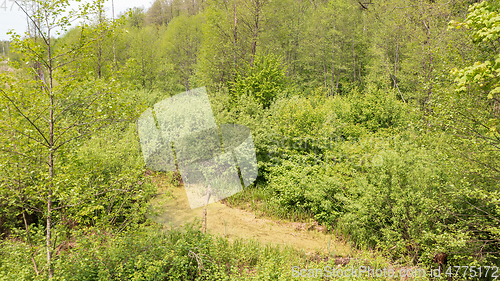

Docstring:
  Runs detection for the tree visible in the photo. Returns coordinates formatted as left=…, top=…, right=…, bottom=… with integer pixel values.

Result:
left=299, top=0, right=368, bottom=94
left=196, top=0, right=246, bottom=89
left=146, top=0, right=173, bottom=26
left=196, top=0, right=270, bottom=90
left=436, top=0, right=500, bottom=264
left=163, top=13, right=204, bottom=91
left=239, top=0, right=268, bottom=65
left=365, top=0, right=462, bottom=108
left=124, top=24, right=167, bottom=90
left=146, top=0, right=205, bottom=25
left=0, top=0, right=140, bottom=277
left=261, top=0, right=309, bottom=84
left=230, top=53, right=288, bottom=108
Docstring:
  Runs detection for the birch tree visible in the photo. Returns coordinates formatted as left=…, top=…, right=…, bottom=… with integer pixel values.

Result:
left=0, top=0, right=137, bottom=277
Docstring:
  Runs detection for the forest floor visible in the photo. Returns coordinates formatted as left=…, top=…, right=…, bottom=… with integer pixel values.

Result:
left=147, top=174, right=352, bottom=258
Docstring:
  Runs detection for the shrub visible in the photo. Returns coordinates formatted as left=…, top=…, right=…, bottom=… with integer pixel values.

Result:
left=1, top=222, right=337, bottom=280
left=230, top=54, right=288, bottom=108
left=268, top=160, right=343, bottom=227
left=339, top=134, right=452, bottom=263
left=348, top=87, right=407, bottom=132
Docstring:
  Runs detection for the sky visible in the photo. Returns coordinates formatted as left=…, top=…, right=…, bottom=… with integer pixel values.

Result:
left=0, top=0, right=150, bottom=41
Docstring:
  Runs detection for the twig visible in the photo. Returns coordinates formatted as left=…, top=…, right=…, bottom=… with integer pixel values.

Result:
left=202, top=185, right=212, bottom=234
left=22, top=210, right=39, bottom=276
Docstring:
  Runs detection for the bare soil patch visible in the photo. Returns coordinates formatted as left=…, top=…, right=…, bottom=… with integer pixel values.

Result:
left=148, top=183, right=352, bottom=257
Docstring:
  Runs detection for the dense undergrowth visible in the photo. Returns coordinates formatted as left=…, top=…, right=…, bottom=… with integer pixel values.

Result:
left=215, top=86, right=499, bottom=270
left=1, top=84, right=497, bottom=279
left=2, top=220, right=432, bottom=281
left=1, top=0, right=499, bottom=279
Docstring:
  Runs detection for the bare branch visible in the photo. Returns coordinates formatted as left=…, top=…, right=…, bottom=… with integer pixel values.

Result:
left=15, top=0, right=49, bottom=46
left=53, top=118, right=123, bottom=152
left=0, top=90, right=50, bottom=147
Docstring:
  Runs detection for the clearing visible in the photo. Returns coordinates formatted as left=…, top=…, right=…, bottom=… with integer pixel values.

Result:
left=147, top=175, right=352, bottom=257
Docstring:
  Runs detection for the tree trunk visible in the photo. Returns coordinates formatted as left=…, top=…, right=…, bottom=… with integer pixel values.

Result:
left=422, top=19, right=433, bottom=114
left=47, top=27, right=55, bottom=279
left=336, top=38, right=344, bottom=92
left=250, top=0, right=261, bottom=66
left=352, top=31, right=355, bottom=82
left=323, top=51, right=327, bottom=91
left=112, top=0, right=116, bottom=69
left=332, top=24, right=336, bottom=95
left=233, top=2, right=238, bottom=72
left=47, top=169, right=53, bottom=278
left=202, top=187, right=211, bottom=234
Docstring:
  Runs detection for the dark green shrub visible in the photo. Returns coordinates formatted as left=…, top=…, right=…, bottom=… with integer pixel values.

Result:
left=230, top=54, right=288, bottom=109
left=339, top=135, right=452, bottom=263
left=268, top=160, right=343, bottom=227
left=348, top=87, right=406, bottom=132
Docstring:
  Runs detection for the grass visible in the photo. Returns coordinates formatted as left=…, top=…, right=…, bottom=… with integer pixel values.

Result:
left=222, top=218, right=234, bottom=237
left=0, top=222, right=430, bottom=280
left=222, top=183, right=315, bottom=223
left=0, top=171, right=430, bottom=280
left=147, top=173, right=352, bottom=257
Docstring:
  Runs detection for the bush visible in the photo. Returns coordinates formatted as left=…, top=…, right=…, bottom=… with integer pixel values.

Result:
left=268, top=161, right=343, bottom=227
left=0, top=223, right=338, bottom=280
left=230, top=54, right=288, bottom=108
left=339, top=134, right=452, bottom=263
left=348, top=87, right=407, bottom=132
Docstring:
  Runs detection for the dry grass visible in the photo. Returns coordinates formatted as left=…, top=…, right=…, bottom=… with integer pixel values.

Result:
left=147, top=173, right=352, bottom=257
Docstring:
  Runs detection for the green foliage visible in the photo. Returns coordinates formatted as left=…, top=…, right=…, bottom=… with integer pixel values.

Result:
left=0, top=0, right=160, bottom=277
left=339, top=134, right=450, bottom=262
left=270, top=94, right=338, bottom=138
left=231, top=87, right=412, bottom=230
left=0, top=224, right=46, bottom=280
left=231, top=54, right=288, bottom=108
left=431, top=0, right=500, bottom=266
left=162, top=13, right=204, bottom=91
left=194, top=5, right=234, bottom=90
left=268, top=162, right=343, bottom=227
left=2, top=0, right=500, bottom=276
left=56, top=225, right=215, bottom=280
left=0, top=223, right=340, bottom=280
left=210, top=88, right=273, bottom=183
left=68, top=122, right=155, bottom=229
left=348, top=87, right=407, bottom=132
left=449, top=0, right=500, bottom=99
left=121, top=24, right=168, bottom=90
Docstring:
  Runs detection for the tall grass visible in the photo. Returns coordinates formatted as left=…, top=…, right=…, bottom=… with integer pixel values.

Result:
left=0, top=222, right=415, bottom=280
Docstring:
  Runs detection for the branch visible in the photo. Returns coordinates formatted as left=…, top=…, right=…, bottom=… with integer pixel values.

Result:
left=22, top=210, right=40, bottom=276
left=53, top=91, right=100, bottom=123
left=0, top=148, right=48, bottom=165
left=391, top=74, right=406, bottom=103
left=53, top=118, right=123, bottom=152
left=53, top=92, right=103, bottom=144
left=14, top=0, right=50, bottom=47
left=52, top=28, right=111, bottom=68
left=358, top=1, right=368, bottom=10
left=52, top=184, right=132, bottom=211
left=0, top=89, right=50, bottom=147
left=457, top=196, right=500, bottom=224
left=10, top=128, right=49, bottom=148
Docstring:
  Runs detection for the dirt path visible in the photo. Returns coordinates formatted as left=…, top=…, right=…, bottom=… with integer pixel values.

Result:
left=147, top=184, right=351, bottom=257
